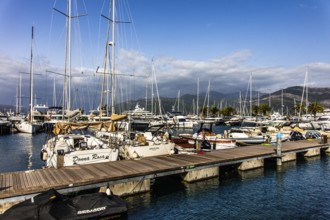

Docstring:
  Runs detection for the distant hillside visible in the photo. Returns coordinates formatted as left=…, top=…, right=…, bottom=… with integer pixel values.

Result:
left=117, top=86, right=330, bottom=115
left=263, top=86, right=330, bottom=113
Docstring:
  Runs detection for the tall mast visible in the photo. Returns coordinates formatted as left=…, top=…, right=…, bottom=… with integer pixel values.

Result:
left=306, top=66, right=309, bottom=112
left=177, top=90, right=180, bottom=112
left=151, top=59, right=154, bottom=114
left=61, top=0, right=70, bottom=119
left=145, top=72, right=148, bottom=111
left=196, top=78, right=199, bottom=117
left=99, top=1, right=112, bottom=117
left=207, top=80, right=210, bottom=118
left=19, top=74, right=22, bottom=113
left=15, top=82, right=18, bottom=114
left=68, top=0, right=72, bottom=110
left=152, top=62, right=163, bottom=117
left=53, top=0, right=86, bottom=116
left=249, top=73, right=252, bottom=117
left=257, top=90, right=260, bottom=107
left=239, top=91, right=242, bottom=116
left=110, top=0, right=116, bottom=114
left=299, top=67, right=308, bottom=117
left=281, top=89, right=284, bottom=115
left=53, top=77, right=57, bottom=106
left=29, top=26, right=34, bottom=122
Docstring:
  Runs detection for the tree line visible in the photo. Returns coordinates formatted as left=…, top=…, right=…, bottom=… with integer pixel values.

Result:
left=200, top=101, right=324, bottom=119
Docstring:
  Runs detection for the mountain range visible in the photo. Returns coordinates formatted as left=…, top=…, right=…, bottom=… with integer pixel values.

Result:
left=117, top=86, right=330, bottom=115
left=1, top=86, right=330, bottom=115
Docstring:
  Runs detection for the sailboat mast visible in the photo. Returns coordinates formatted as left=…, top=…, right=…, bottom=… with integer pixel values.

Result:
left=110, top=0, right=116, bottom=114
left=281, top=89, right=284, bottom=115
left=239, top=91, right=243, bottom=116
left=29, top=26, right=34, bottom=121
left=53, top=77, right=57, bottom=106
left=145, top=72, right=148, bottom=111
left=16, top=82, right=18, bottom=114
left=19, top=73, right=22, bottom=113
left=99, top=3, right=111, bottom=118
left=62, top=0, right=70, bottom=119
left=207, top=80, right=210, bottom=118
left=151, top=59, right=154, bottom=114
left=249, top=73, right=252, bottom=117
left=152, top=63, right=163, bottom=117
left=257, top=90, right=260, bottom=107
left=177, top=90, right=180, bottom=112
left=299, top=67, right=308, bottom=117
left=306, top=66, right=309, bottom=113
left=196, top=78, right=199, bottom=117
left=68, top=0, right=72, bottom=110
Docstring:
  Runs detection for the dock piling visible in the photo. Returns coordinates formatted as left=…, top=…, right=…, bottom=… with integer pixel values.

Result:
left=276, top=132, right=282, bottom=166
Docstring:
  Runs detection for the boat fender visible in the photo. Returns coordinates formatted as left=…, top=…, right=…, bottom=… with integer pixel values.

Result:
left=40, top=150, right=48, bottom=161
left=106, top=187, right=112, bottom=195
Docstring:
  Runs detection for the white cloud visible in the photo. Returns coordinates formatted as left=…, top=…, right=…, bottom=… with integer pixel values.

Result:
left=1, top=49, right=330, bottom=110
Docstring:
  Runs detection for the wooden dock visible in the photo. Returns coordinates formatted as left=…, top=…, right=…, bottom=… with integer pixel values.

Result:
left=0, top=139, right=329, bottom=207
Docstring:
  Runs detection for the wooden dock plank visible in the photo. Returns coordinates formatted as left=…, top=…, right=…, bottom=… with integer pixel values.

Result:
left=24, top=172, right=36, bottom=189
left=41, top=169, right=61, bottom=187
left=101, top=161, right=144, bottom=177
left=34, top=171, right=48, bottom=189
left=18, top=172, right=28, bottom=191
left=38, top=169, right=56, bottom=188
left=79, top=166, right=104, bottom=179
left=0, top=174, right=5, bottom=191
left=100, top=163, right=131, bottom=176
left=56, top=168, right=76, bottom=183
left=11, top=173, right=19, bottom=192
left=0, top=174, right=4, bottom=191
left=4, top=173, right=13, bottom=192
left=50, top=168, right=76, bottom=185
left=131, top=158, right=174, bottom=171
left=146, top=156, right=188, bottom=168
left=107, top=161, right=152, bottom=178
left=91, top=163, right=120, bottom=178
left=75, top=167, right=95, bottom=181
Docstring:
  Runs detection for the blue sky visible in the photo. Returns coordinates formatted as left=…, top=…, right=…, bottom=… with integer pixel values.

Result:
left=1, top=0, right=330, bottom=112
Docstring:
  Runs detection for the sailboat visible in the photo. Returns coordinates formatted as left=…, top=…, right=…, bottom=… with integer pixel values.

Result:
left=15, top=26, right=42, bottom=134
left=41, top=0, right=125, bottom=168
left=93, top=2, right=176, bottom=159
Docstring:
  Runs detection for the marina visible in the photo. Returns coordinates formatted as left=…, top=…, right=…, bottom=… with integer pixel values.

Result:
left=1, top=0, right=330, bottom=218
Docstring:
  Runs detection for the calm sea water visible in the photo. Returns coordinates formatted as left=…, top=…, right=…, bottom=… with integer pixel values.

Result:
left=1, top=126, right=330, bottom=219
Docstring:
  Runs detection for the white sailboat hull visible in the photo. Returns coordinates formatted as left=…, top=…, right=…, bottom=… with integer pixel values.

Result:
left=45, top=148, right=119, bottom=168
left=15, top=121, right=42, bottom=134
left=41, top=134, right=119, bottom=168
left=122, top=142, right=175, bottom=159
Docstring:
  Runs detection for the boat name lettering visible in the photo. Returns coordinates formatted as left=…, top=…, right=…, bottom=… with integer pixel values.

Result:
left=92, top=154, right=106, bottom=160
left=77, top=206, right=106, bottom=215
left=73, top=156, right=90, bottom=162
left=73, top=154, right=106, bottom=162
left=149, top=147, right=160, bottom=151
